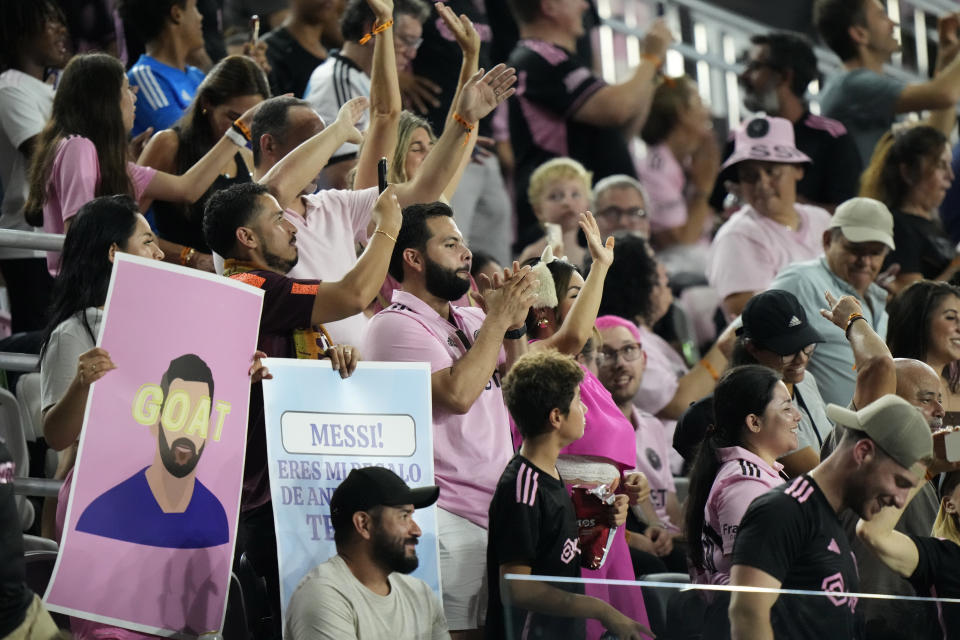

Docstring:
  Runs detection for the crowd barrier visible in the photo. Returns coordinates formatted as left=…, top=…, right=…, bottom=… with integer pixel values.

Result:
left=503, top=573, right=957, bottom=639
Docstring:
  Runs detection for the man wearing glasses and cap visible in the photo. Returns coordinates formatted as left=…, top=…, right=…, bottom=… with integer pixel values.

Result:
left=769, top=196, right=895, bottom=409
left=729, top=394, right=934, bottom=640
left=706, top=114, right=834, bottom=318
left=285, top=467, right=448, bottom=639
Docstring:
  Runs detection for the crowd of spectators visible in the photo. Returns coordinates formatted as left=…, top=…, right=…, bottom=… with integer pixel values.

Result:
left=6, top=0, right=960, bottom=639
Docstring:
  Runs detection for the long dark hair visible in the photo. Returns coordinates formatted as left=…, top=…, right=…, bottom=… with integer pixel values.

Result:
left=25, top=53, right=132, bottom=226
left=40, top=195, right=141, bottom=358
left=174, top=55, right=270, bottom=173
left=887, top=280, right=960, bottom=393
left=685, top=364, right=781, bottom=570
left=597, top=233, right=659, bottom=325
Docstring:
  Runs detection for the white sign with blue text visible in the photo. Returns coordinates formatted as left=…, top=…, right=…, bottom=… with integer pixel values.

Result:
left=262, top=359, right=439, bottom=622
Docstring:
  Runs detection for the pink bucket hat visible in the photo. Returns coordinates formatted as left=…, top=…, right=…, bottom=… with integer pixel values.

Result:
left=720, top=114, right=812, bottom=175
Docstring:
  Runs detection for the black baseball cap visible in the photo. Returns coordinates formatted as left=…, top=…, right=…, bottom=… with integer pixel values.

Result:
left=330, top=467, right=440, bottom=526
left=738, top=289, right=824, bottom=356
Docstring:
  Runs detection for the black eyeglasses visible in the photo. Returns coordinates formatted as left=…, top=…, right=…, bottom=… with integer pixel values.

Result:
left=779, top=344, right=816, bottom=365
left=597, top=343, right=642, bottom=368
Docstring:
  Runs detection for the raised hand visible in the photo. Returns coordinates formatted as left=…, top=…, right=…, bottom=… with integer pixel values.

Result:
left=484, top=264, right=538, bottom=330
left=938, top=13, right=960, bottom=68
left=371, top=185, right=402, bottom=239
left=456, top=64, right=517, bottom=123
left=436, top=2, right=480, bottom=58
left=642, top=17, right=674, bottom=60
left=819, top=290, right=864, bottom=331
left=580, top=211, right=615, bottom=268
left=334, top=96, right=369, bottom=145
left=365, top=0, right=394, bottom=22
left=242, top=40, right=272, bottom=75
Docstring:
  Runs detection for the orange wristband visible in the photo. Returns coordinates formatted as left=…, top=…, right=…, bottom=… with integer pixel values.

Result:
left=641, top=53, right=663, bottom=70
left=700, top=358, right=720, bottom=382
left=359, top=19, right=394, bottom=45
left=452, top=112, right=475, bottom=147
left=232, top=118, right=252, bottom=141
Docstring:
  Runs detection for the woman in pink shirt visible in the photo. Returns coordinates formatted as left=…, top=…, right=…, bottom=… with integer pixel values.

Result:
left=24, top=53, right=262, bottom=273
left=684, top=365, right=799, bottom=624
left=519, top=213, right=652, bottom=637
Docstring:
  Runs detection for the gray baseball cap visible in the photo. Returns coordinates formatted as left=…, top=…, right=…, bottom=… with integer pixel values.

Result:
left=826, top=395, right=932, bottom=470
left=829, top=197, right=896, bottom=250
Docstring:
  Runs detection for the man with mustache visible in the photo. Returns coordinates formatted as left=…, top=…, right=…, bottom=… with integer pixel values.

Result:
left=76, top=353, right=229, bottom=549
left=285, top=467, right=445, bottom=639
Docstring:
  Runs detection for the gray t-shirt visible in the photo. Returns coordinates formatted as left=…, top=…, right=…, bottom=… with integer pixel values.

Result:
left=820, top=68, right=906, bottom=166
left=40, top=308, right=102, bottom=413
left=285, top=554, right=449, bottom=640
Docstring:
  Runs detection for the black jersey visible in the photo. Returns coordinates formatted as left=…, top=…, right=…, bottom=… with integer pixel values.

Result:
left=486, top=455, right=585, bottom=640
left=731, top=474, right=862, bottom=640
left=910, top=534, right=960, bottom=639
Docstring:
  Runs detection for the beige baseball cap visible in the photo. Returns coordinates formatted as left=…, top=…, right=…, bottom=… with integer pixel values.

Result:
left=829, top=197, right=895, bottom=250
left=826, top=395, right=932, bottom=470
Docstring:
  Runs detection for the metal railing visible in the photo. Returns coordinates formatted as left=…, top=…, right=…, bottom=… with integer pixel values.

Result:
left=0, top=228, right=63, bottom=252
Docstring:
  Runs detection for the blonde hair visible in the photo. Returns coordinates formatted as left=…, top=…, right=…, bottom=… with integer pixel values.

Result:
left=392, top=111, right=436, bottom=183
left=932, top=500, right=960, bottom=544
left=933, top=472, right=960, bottom=545
left=346, top=110, right=436, bottom=188
left=527, top=157, right=593, bottom=212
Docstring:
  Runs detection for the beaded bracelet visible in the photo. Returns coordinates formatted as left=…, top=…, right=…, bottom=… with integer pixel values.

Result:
left=845, top=312, right=865, bottom=338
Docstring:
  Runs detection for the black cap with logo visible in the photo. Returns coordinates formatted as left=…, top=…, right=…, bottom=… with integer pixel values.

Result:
left=738, top=289, right=825, bottom=356
left=330, top=467, right=440, bottom=527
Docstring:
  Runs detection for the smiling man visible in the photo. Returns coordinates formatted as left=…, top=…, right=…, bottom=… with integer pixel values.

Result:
left=728, top=394, right=933, bottom=640
left=286, top=467, right=445, bottom=640
left=75, top=354, right=228, bottom=549
left=768, top=197, right=894, bottom=408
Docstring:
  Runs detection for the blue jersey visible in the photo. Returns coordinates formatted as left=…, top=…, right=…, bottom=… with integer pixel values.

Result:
left=127, top=54, right=205, bottom=137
